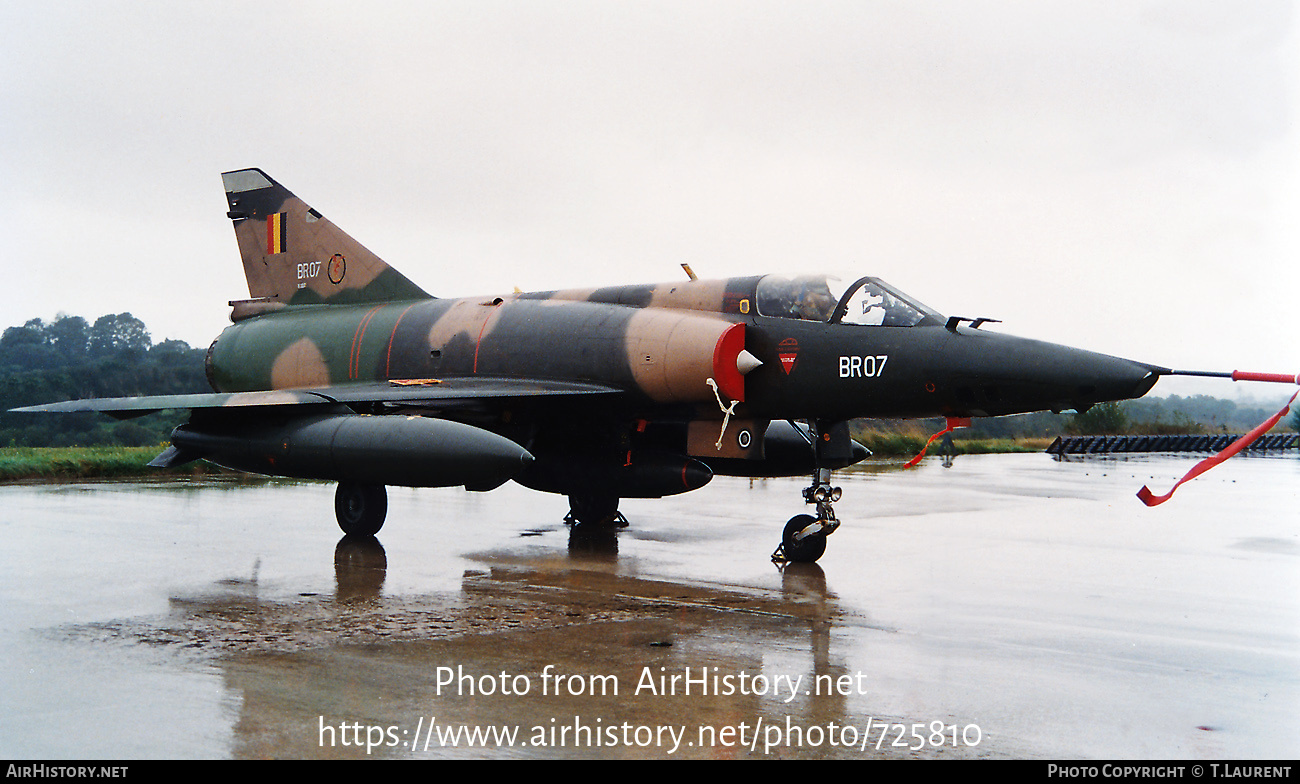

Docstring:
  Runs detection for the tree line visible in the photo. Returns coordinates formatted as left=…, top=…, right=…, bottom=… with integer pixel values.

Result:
left=0, top=313, right=208, bottom=447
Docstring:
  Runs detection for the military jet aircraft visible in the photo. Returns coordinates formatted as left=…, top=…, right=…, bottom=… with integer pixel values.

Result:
left=14, top=168, right=1168, bottom=563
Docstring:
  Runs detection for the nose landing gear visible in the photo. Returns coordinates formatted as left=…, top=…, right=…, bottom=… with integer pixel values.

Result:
left=773, top=417, right=857, bottom=565
left=773, top=467, right=842, bottom=564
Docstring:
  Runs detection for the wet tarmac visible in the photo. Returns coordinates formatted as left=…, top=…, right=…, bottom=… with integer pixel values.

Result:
left=1, top=453, right=1296, bottom=759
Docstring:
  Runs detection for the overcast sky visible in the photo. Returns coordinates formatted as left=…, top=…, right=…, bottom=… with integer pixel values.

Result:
left=2, top=1, right=1296, bottom=401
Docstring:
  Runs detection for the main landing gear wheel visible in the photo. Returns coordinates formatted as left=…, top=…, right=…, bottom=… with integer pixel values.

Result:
left=335, top=482, right=388, bottom=537
left=564, top=493, right=628, bottom=527
left=778, top=514, right=828, bottom=564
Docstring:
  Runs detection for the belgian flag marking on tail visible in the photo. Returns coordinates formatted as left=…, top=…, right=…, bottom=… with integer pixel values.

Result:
left=266, top=212, right=287, bottom=254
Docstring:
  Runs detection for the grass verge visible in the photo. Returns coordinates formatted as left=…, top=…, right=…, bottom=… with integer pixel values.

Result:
left=0, top=446, right=231, bottom=482
left=850, top=422, right=1053, bottom=457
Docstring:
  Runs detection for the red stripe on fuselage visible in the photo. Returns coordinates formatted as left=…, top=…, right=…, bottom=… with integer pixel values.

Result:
left=349, top=306, right=383, bottom=380
left=384, top=303, right=418, bottom=378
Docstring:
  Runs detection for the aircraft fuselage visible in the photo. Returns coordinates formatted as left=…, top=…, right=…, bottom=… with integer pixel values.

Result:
left=207, top=277, right=1160, bottom=425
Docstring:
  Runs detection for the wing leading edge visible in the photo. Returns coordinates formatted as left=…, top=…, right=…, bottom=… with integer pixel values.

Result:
left=9, top=377, right=623, bottom=417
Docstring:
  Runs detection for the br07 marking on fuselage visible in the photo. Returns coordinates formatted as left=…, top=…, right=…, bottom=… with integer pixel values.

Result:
left=839, top=355, right=888, bottom=378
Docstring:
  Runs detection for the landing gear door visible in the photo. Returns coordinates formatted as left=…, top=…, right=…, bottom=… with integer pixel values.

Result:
left=813, top=420, right=855, bottom=463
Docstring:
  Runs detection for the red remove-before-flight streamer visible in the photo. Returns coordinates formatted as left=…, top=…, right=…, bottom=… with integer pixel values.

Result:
left=1137, top=370, right=1299, bottom=506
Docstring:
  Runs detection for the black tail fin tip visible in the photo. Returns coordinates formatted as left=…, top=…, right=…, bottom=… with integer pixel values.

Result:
left=220, top=168, right=429, bottom=308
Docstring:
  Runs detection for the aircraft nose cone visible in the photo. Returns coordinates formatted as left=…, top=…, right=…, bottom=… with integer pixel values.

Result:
left=1077, top=355, right=1164, bottom=405
left=941, top=332, right=1166, bottom=416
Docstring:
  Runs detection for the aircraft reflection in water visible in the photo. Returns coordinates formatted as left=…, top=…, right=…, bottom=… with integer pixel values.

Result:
left=209, top=557, right=854, bottom=759
left=15, top=169, right=1165, bottom=563
left=334, top=536, right=387, bottom=601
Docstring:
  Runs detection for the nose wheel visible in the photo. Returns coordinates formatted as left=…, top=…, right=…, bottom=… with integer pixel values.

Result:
left=772, top=467, right=841, bottom=564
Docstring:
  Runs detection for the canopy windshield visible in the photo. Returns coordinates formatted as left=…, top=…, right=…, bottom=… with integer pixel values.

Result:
left=755, top=274, right=941, bottom=326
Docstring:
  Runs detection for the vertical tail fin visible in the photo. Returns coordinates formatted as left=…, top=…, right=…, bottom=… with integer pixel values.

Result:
left=221, top=168, right=429, bottom=309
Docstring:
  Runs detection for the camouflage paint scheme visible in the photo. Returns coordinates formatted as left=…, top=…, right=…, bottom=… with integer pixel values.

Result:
left=213, top=170, right=1156, bottom=422
left=15, top=169, right=1162, bottom=534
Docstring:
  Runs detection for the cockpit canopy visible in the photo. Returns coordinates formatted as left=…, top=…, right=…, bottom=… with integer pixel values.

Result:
left=755, top=273, right=941, bottom=326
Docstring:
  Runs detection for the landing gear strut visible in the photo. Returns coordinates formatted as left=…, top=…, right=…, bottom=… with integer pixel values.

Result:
left=772, top=421, right=849, bottom=565
left=335, top=482, right=387, bottom=537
